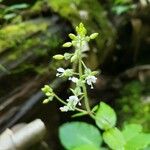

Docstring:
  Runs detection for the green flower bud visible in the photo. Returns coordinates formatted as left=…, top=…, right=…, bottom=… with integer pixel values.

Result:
left=53, top=54, right=64, bottom=60
left=92, top=71, right=100, bottom=76
left=63, top=69, right=74, bottom=77
left=41, top=85, right=53, bottom=94
left=71, top=54, right=77, bottom=62
left=64, top=53, right=72, bottom=60
left=90, top=33, right=99, bottom=39
left=63, top=42, right=72, bottom=47
left=85, top=36, right=90, bottom=42
left=79, top=22, right=84, bottom=28
left=43, top=98, right=50, bottom=104
left=69, top=33, right=76, bottom=40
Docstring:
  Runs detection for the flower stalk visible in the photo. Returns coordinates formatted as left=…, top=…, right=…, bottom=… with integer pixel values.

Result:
left=42, top=23, right=99, bottom=119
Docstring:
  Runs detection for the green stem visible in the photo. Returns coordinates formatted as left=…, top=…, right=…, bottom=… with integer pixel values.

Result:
left=78, top=39, right=95, bottom=119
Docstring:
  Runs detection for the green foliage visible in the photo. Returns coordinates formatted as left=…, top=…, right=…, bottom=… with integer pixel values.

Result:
left=95, top=102, right=117, bottom=130
left=43, top=23, right=150, bottom=150
left=0, top=64, right=8, bottom=73
left=59, top=122, right=102, bottom=150
left=122, top=124, right=150, bottom=150
left=112, top=0, right=136, bottom=15
left=0, top=21, right=48, bottom=52
left=112, top=5, right=136, bottom=15
left=117, top=81, right=150, bottom=132
left=103, top=128, right=125, bottom=150
left=48, top=0, right=81, bottom=17
left=0, top=3, right=28, bottom=21
left=125, top=133, right=150, bottom=150
left=113, top=0, right=131, bottom=5
left=73, top=145, right=99, bottom=150
left=122, top=124, right=142, bottom=141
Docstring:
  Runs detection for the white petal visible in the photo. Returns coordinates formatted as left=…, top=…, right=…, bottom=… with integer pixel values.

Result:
left=57, top=67, right=65, bottom=73
left=69, top=77, right=78, bottom=83
left=78, top=102, right=81, bottom=106
left=60, top=106, right=69, bottom=112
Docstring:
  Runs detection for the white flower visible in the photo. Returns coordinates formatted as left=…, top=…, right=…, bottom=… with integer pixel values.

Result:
left=86, top=75, right=97, bottom=89
left=69, top=77, right=78, bottom=83
left=56, top=67, right=65, bottom=77
left=67, top=95, right=81, bottom=110
left=60, top=106, right=69, bottom=112
left=56, top=68, right=74, bottom=77
left=59, top=95, right=81, bottom=112
left=67, top=95, right=79, bottom=105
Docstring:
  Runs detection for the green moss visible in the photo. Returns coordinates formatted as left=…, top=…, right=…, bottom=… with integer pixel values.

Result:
left=0, top=21, right=48, bottom=52
left=117, top=81, right=150, bottom=132
left=48, top=0, right=81, bottom=17
left=31, top=0, right=44, bottom=13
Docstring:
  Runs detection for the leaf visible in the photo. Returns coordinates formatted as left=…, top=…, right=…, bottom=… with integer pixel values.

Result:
left=95, top=102, right=117, bottom=130
left=112, top=4, right=136, bottom=15
left=73, top=145, right=99, bottom=150
left=59, top=122, right=102, bottom=150
left=122, top=124, right=142, bottom=142
left=122, top=124, right=150, bottom=150
left=125, top=133, right=150, bottom=150
left=103, top=127, right=125, bottom=150
left=5, top=4, right=29, bottom=13
left=4, top=13, right=16, bottom=20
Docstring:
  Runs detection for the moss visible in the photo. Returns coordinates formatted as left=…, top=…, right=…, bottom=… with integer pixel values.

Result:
left=30, top=0, right=44, bottom=13
left=48, top=0, right=81, bottom=17
left=0, top=21, right=48, bottom=52
left=117, top=81, right=150, bottom=132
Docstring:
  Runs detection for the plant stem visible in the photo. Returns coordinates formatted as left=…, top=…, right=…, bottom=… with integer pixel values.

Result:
left=78, top=39, right=95, bottom=119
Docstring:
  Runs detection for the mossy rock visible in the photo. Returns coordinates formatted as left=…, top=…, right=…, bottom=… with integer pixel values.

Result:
left=0, top=20, right=48, bottom=53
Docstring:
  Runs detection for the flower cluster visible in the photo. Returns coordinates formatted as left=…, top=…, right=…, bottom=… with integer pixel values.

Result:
left=41, top=85, right=54, bottom=103
left=60, top=96, right=81, bottom=112
left=42, top=23, right=99, bottom=113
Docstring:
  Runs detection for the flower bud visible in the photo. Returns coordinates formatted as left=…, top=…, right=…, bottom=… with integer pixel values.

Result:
left=71, top=55, right=77, bottom=62
left=63, top=42, right=72, bottom=47
left=43, top=98, right=50, bottom=104
left=53, top=54, right=64, bottom=60
left=69, top=33, right=76, bottom=40
left=92, top=71, right=100, bottom=76
left=64, top=53, right=72, bottom=60
left=90, top=33, right=99, bottom=39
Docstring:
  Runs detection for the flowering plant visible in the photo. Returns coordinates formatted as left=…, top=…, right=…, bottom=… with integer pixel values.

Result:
left=42, top=23, right=150, bottom=150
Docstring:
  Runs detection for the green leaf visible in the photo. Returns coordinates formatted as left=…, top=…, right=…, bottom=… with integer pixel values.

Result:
left=95, top=102, right=117, bottom=130
left=122, top=124, right=150, bottom=150
left=103, top=127, right=125, bottom=150
left=125, top=133, right=150, bottom=150
left=72, top=145, right=99, bottom=150
left=59, top=122, right=102, bottom=150
left=122, top=124, right=142, bottom=142
left=4, top=13, right=16, bottom=20
left=4, top=4, right=29, bottom=13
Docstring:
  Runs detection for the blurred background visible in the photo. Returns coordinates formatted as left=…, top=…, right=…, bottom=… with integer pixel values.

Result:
left=0, top=0, right=149, bottom=149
